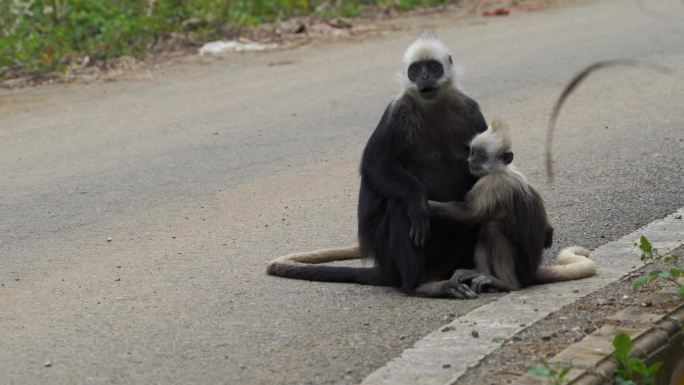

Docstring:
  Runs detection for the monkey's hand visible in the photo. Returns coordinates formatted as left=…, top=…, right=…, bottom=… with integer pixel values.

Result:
left=407, top=198, right=430, bottom=248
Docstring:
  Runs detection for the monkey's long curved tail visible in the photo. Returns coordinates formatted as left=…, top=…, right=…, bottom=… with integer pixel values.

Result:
left=266, top=245, right=391, bottom=286
left=535, top=246, right=597, bottom=284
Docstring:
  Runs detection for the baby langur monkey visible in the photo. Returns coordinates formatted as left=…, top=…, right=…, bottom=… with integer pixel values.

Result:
left=429, top=120, right=596, bottom=293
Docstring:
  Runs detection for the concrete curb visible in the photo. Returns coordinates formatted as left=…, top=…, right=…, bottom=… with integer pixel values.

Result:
left=515, top=302, right=684, bottom=384
left=360, top=207, right=684, bottom=385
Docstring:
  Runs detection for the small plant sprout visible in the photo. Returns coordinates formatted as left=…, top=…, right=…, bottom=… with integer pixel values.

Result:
left=612, top=332, right=662, bottom=385
left=632, top=236, right=684, bottom=297
left=528, top=359, right=572, bottom=385
left=491, top=336, right=505, bottom=343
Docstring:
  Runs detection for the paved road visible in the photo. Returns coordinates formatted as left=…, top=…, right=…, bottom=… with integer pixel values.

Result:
left=1, top=0, right=682, bottom=384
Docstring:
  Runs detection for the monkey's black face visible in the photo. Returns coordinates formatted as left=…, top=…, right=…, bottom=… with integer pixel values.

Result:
left=408, top=60, right=444, bottom=99
left=467, top=148, right=488, bottom=176
left=468, top=148, right=514, bottom=176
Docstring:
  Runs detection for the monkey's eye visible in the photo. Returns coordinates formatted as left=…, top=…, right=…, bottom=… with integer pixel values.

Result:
left=470, top=150, right=485, bottom=161
left=408, top=64, right=420, bottom=80
left=427, top=61, right=442, bottom=74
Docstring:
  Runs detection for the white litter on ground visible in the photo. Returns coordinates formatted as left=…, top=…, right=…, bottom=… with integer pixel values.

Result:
left=198, top=40, right=278, bottom=56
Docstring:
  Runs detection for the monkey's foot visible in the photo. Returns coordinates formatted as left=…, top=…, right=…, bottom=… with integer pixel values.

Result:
left=470, top=275, right=495, bottom=293
left=469, top=275, right=510, bottom=293
left=445, top=281, right=478, bottom=299
left=449, top=269, right=481, bottom=284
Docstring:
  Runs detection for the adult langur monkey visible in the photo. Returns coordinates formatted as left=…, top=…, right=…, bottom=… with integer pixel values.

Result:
left=429, top=120, right=597, bottom=293
left=267, top=30, right=488, bottom=299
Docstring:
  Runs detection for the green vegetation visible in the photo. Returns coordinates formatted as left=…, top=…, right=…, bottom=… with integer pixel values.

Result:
left=612, top=332, right=661, bottom=385
left=633, top=235, right=684, bottom=297
left=528, top=332, right=663, bottom=385
left=528, top=358, right=573, bottom=385
left=1, top=0, right=458, bottom=78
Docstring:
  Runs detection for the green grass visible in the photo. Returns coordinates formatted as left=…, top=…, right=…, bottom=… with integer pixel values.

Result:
left=0, top=0, right=458, bottom=78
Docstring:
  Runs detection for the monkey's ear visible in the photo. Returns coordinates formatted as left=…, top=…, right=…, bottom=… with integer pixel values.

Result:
left=448, top=55, right=453, bottom=64
left=502, top=151, right=514, bottom=165
left=490, top=119, right=507, bottom=132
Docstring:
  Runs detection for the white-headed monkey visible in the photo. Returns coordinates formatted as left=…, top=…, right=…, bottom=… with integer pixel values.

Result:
left=267, top=31, right=490, bottom=299
left=429, top=120, right=596, bottom=292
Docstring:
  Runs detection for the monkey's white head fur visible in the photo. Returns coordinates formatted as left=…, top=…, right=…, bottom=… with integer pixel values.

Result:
left=469, top=119, right=514, bottom=176
left=471, top=119, right=512, bottom=154
left=400, top=30, right=455, bottom=90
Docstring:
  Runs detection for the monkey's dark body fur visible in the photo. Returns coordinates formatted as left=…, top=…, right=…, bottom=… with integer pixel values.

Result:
left=266, top=91, right=488, bottom=296
left=350, top=91, right=487, bottom=291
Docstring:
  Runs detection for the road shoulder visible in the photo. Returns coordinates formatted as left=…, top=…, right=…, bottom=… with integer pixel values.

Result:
left=361, top=207, right=684, bottom=385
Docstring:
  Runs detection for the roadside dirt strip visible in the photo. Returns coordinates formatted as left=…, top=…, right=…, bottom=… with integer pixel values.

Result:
left=515, top=300, right=684, bottom=384
left=361, top=207, right=684, bottom=385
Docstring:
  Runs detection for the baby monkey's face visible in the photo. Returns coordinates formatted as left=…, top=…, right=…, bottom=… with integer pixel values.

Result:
left=467, top=145, right=514, bottom=177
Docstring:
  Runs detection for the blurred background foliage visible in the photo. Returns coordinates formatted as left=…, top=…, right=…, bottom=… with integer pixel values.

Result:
left=0, top=0, right=455, bottom=77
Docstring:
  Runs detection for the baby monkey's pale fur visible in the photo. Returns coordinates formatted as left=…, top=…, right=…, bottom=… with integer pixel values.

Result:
left=429, top=120, right=596, bottom=292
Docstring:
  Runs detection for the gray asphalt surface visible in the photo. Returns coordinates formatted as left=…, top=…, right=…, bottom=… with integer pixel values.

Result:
left=1, top=0, right=683, bottom=384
